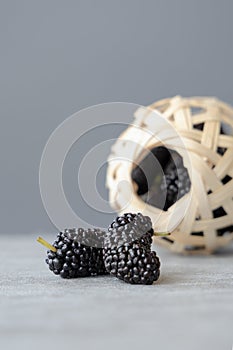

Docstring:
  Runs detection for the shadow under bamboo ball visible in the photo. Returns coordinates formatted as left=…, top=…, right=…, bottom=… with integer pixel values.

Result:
left=106, top=96, right=233, bottom=254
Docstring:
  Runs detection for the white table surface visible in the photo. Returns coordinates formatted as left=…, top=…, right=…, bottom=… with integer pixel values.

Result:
left=0, top=233, right=232, bottom=350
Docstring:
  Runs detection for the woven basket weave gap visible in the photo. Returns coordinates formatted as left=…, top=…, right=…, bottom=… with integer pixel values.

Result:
left=221, top=175, right=232, bottom=185
left=217, top=225, right=233, bottom=236
left=193, top=123, right=204, bottom=131
left=191, top=231, right=204, bottom=236
left=184, top=245, right=206, bottom=252
left=217, top=147, right=227, bottom=156
left=220, top=129, right=225, bottom=134
left=213, top=206, right=227, bottom=217
left=213, top=206, right=233, bottom=236
left=191, top=107, right=206, bottom=115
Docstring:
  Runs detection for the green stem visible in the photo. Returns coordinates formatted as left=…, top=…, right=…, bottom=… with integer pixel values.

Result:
left=37, top=236, right=57, bottom=252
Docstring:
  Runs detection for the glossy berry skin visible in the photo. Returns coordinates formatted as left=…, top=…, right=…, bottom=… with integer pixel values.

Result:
left=46, top=228, right=107, bottom=278
left=103, top=213, right=160, bottom=285
left=104, top=240, right=160, bottom=285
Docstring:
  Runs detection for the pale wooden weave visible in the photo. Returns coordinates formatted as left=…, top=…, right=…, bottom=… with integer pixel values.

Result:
left=106, top=96, right=233, bottom=254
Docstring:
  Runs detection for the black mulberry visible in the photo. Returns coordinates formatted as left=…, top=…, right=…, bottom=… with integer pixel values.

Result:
left=41, top=228, right=107, bottom=278
left=103, top=213, right=160, bottom=285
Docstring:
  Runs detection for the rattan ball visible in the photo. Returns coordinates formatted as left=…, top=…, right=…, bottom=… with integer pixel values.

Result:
left=106, top=96, right=233, bottom=254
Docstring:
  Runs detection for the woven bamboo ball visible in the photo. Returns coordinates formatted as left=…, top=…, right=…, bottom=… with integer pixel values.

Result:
left=106, top=96, right=233, bottom=254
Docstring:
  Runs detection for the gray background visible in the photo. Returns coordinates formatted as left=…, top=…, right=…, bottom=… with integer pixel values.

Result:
left=1, top=0, right=233, bottom=233
left=1, top=3, right=233, bottom=350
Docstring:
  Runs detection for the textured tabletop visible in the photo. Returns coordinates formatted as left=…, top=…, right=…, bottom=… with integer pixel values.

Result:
left=0, top=233, right=232, bottom=350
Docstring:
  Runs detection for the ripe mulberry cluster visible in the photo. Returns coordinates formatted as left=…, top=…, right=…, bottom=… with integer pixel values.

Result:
left=103, top=213, right=160, bottom=285
left=46, top=228, right=106, bottom=278
left=40, top=213, right=161, bottom=285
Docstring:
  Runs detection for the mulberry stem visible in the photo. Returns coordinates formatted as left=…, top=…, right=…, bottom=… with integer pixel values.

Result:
left=153, top=232, right=170, bottom=237
left=37, top=236, right=57, bottom=252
